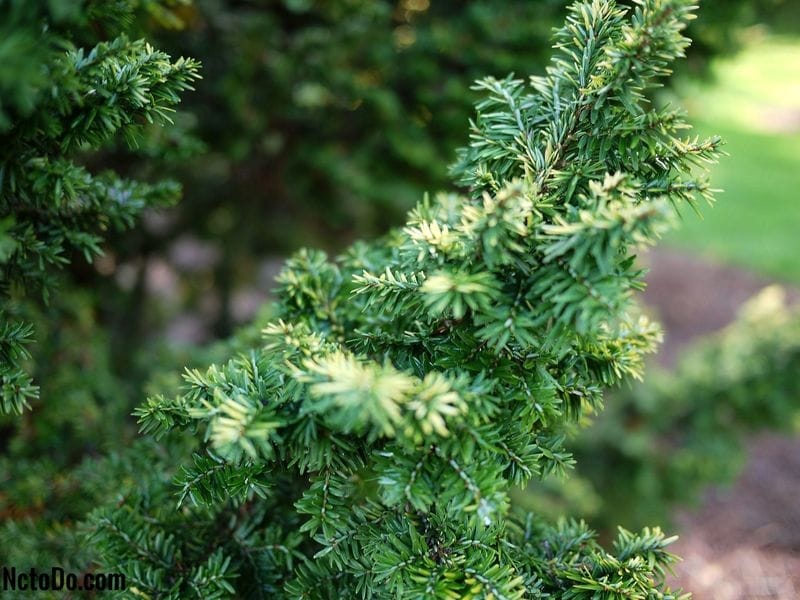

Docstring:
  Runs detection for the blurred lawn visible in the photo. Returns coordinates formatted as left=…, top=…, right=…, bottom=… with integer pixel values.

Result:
left=666, top=36, right=800, bottom=282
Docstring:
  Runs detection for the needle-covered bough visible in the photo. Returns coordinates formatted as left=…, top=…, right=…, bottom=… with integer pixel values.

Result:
left=105, top=1, right=721, bottom=597
left=0, top=1, right=200, bottom=416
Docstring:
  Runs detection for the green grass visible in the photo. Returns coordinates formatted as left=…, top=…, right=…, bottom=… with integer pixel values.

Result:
left=665, top=36, right=800, bottom=282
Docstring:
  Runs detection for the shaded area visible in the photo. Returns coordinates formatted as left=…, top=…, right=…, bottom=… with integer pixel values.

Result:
left=643, top=248, right=800, bottom=599
left=672, top=434, right=800, bottom=599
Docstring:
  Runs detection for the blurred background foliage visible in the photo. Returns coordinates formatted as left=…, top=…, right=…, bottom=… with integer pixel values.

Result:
left=1, top=0, right=799, bottom=583
left=96, top=0, right=800, bottom=341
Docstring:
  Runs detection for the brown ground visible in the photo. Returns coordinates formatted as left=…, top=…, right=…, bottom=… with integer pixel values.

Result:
left=641, top=248, right=800, bottom=599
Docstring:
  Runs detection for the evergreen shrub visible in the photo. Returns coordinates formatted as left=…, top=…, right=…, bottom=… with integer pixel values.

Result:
left=88, top=1, right=725, bottom=596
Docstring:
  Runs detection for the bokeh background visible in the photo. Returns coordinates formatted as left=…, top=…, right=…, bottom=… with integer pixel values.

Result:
left=1, top=1, right=799, bottom=597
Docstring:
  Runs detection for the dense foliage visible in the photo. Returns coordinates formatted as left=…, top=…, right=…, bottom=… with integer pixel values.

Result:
left=0, top=0, right=199, bottom=578
left=0, top=0, right=199, bottom=414
left=2, top=1, right=798, bottom=598
left=86, top=1, right=725, bottom=597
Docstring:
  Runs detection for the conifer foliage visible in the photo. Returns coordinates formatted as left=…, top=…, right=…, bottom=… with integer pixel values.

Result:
left=91, top=1, right=723, bottom=597
left=0, top=1, right=199, bottom=414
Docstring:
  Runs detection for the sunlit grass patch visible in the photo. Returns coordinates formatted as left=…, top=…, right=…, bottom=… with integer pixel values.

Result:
left=667, top=36, right=800, bottom=282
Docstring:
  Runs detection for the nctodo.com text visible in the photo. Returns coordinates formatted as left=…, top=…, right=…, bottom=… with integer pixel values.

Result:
left=2, top=566, right=126, bottom=593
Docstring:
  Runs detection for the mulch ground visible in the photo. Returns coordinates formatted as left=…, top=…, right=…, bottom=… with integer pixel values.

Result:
left=641, top=248, right=800, bottom=599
